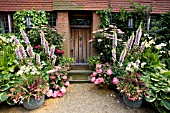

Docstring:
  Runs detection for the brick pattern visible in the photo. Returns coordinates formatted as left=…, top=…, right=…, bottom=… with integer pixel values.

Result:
left=0, top=0, right=53, bottom=11
left=53, top=0, right=109, bottom=10
left=91, top=12, right=100, bottom=56
left=111, top=0, right=170, bottom=14
left=57, top=11, right=70, bottom=56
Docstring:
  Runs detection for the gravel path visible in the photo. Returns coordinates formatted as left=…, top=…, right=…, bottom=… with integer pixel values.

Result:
left=0, top=83, right=156, bottom=113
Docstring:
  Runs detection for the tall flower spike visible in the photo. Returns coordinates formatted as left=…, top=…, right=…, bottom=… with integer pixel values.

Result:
left=12, top=36, right=20, bottom=45
left=19, top=44, right=27, bottom=58
left=126, top=32, right=134, bottom=51
left=119, top=48, right=127, bottom=65
left=134, top=22, right=142, bottom=46
left=112, top=31, right=117, bottom=48
left=140, top=41, right=146, bottom=52
left=112, top=48, right=116, bottom=62
left=36, top=54, right=41, bottom=66
left=15, top=46, right=22, bottom=60
left=45, top=40, right=49, bottom=54
left=52, top=55, right=57, bottom=65
left=27, top=45, right=35, bottom=58
left=40, top=31, right=45, bottom=47
left=49, top=45, right=55, bottom=57
left=20, top=29, right=30, bottom=45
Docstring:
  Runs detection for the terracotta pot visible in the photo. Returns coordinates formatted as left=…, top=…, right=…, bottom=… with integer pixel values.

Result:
left=122, top=94, right=143, bottom=108
left=23, top=95, right=45, bottom=110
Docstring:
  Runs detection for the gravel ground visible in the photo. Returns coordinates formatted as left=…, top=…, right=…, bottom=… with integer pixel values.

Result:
left=0, top=83, right=157, bottom=113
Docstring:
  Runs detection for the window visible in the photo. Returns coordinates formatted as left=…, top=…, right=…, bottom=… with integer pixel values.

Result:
left=48, top=12, right=57, bottom=28
left=0, top=13, right=15, bottom=33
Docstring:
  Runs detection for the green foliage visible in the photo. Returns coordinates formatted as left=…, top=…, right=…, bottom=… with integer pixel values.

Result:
left=59, top=57, right=74, bottom=69
left=0, top=37, right=20, bottom=103
left=27, top=26, right=63, bottom=50
left=150, top=11, right=170, bottom=69
left=96, top=8, right=112, bottom=28
left=88, top=56, right=100, bottom=70
left=13, top=9, right=48, bottom=31
left=141, top=66, right=170, bottom=113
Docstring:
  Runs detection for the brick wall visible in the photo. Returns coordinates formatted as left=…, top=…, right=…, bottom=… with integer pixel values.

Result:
left=91, top=12, right=100, bottom=56
left=0, top=0, right=53, bottom=11
left=57, top=11, right=70, bottom=57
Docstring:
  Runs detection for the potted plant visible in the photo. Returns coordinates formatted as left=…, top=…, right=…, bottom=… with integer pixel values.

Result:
left=115, top=61, right=148, bottom=108
left=8, top=65, right=49, bottom=110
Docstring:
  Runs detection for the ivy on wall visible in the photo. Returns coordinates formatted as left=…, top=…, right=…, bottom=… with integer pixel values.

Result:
left=13, top=8, right=49, bottom=31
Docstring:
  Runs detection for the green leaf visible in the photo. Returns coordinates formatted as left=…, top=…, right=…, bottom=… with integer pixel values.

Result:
left=161, top=99, right=170, bottom=110
left=0, top=84, right=10, bottom=91
left=157, top=105, right=169, bottom=113
left=151, top=77, right=159, bottom=82
left=145, top=96, right=156, bottom=102
left=0, top=92, right=8, bottom=102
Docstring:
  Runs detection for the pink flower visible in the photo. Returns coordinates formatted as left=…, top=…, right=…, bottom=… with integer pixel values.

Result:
left=58, top=92, right=64, bottom=97
left=52, top=91, right=58, bottom=98
left=107, top=69, right=112, bottom=75
left=91, top=72, right=97, bottom=77
left=46, top=89, right=53, bottom=97
left=55, top=85, right=59, bottom=89
left=94, top=80, right=99, bottom=85
left=51, top=81, right=55, bottom=84
left=34, top=45, right=40, bottom=49
left=112, top=77, right=119, bottom=85
left=64, top=81, right=70, bottom=87
left=50, top=75, right=56, bottom=80
left=60, top=87, right=66, bottom=94
left=98, top=77, right=104, bottom=83
left=91, top=77, right=96, bottom=82
left=96, top=69, right=102, bottom=73
left=8, top=93, right=12, bottom=97
left=61, top=50, right=64, bottom=54
left=62, top=75, right=67, bottom=80
left=96, top=64, right=102, bottom=69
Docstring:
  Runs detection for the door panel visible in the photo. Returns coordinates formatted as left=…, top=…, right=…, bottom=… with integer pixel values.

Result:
left=70, top=28, right=91, bottom=63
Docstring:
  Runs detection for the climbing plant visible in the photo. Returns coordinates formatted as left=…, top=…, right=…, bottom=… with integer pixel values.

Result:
left=96, top=8, right=112, bottom=28
left=13, top=8, right=49, bottom=31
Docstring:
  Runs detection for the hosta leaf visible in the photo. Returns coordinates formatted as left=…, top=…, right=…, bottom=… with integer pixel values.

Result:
left=0, top=84, right=10, bottom=91
left=162, top=93, right=170, bottom=99
left=162, top=87, right=170, bottom=93
left=157, top=105, right=169, bottom=113
left=154, top=100, right=161, bottom=107
left=161, top=99, right=170, bottom=110
left=145, top=96, right=156, bottom=102
left=0, top=92, right=8, bottom=102
left=151, top=77, right=159, bottom=82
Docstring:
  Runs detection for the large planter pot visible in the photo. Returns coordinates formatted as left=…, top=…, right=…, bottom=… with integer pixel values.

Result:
left=23, top=95, right=45, bottom=110
left=122, top=94, right=143, bottom=108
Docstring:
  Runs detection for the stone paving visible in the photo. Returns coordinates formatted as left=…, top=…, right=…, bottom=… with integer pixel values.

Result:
left=0, top=83, right=157, bottom=113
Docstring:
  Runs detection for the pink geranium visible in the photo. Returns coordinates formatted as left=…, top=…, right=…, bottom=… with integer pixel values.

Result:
left=50, top=75, right=56, bottom=79
left=62, top=75, right=67, bottom=80
left=98, top=77, right=104, bottom=83
left=91, top=77, right=96, bottom=82
left=47, top=89, right=53, bottom=97
left=58, top=92, right=64, bottom=97
left=64, top=81, right=70, bottom=87
left=96, top=64, right=102, bottom=69
left=96, top=69, right=102, bottom=73
left=55, top=85, right=59, bottom=89
left=94, top=80, right=99, bottom=85
left=112, top=77, right=118, bottom=84
left=52, top=91, right=58, bottom=98
left=60, top=87, right=66, bottom=94
left=107, top=69, right=112, bottom=75
left=91, top=72, right=97, bottom=77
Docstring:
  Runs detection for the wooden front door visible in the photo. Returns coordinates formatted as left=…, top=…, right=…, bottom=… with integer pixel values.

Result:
left=70, top=28, right=91, bottom=63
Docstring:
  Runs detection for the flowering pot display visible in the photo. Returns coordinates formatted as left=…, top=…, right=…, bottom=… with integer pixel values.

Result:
left=122, top=93, right=143, bottom=108
left=23, top=95, right=45, bottom=110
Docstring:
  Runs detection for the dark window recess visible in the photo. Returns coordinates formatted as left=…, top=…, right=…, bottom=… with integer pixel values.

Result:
left=48, top=12, right=57, bottom=28
left=70, top=18, right=91, bottom=26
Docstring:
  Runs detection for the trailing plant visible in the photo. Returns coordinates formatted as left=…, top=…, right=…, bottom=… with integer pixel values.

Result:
left=13, top=9, right=48, bottom=32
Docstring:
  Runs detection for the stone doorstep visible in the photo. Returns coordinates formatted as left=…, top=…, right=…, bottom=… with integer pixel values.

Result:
left=68, top=70, right=93, bottom=83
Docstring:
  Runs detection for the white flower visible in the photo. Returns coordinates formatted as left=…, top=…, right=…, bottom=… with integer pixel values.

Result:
left=98, top=29, right=103, bottom=32
left=98, top=39, right=102, bottom=42
left=30, top=71, right=36, bottom=75
left=155, top=45, right=162, bottom=50
left=46, top=69, right=56, bottom=74
left=141, top=62, right=146, bottom=68
left=20, top=65, right=26, bottom=70
left=17, top=70, right=23, bottom=75
left=149, top=39, right=155, bottom=45
left=132, top=63, right=139, bottom=69
left=36, top=71, right=40, bottom=75
left=148, top=37, right=153, bottom=40
left=126, top=63, right=132, bottom=71
left=160, top=51, right=166, bottom=53
left=168, top=51, right=170, bottom=56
